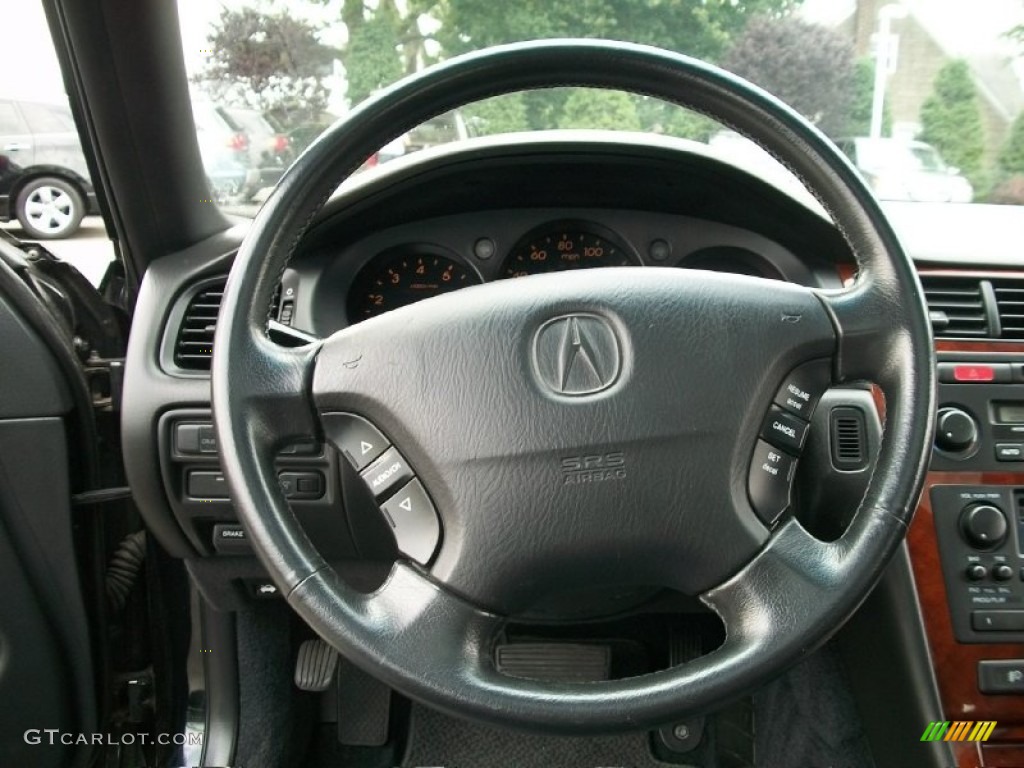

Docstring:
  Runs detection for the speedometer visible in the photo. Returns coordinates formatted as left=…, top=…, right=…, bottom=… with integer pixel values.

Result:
left=348, top=246, right=481, bottom=323
left=502, top=223, right=638, bottom=277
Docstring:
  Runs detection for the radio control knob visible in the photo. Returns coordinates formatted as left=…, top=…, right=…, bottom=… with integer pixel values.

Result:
left=935, top=408, right=977, bottom=453
left=993, top=564, right=1014, bottom=581
left=960, top=504, right=1008, bottom=550
left=965, top=564, right=988, bottom=581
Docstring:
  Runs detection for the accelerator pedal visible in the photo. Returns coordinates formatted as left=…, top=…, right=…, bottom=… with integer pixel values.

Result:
left=495, top=642, right=611, bottom=682
left=336, top=655, right=393, bottom=746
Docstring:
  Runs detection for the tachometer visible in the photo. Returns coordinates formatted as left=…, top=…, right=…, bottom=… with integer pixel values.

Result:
left=502, top=223, right=638, bottom=277
left=348, top=247, right=481, bottom=322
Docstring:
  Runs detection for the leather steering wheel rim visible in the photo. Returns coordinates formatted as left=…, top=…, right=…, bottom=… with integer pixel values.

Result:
left=212, top=39, right=935, bottom=733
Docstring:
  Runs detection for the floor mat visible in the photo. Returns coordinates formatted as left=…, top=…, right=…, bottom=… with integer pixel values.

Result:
left=401, top=704, right=683, bottom=768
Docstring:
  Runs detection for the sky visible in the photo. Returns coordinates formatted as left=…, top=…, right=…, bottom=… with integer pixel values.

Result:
left=2, top=0, right=1021, bottom=108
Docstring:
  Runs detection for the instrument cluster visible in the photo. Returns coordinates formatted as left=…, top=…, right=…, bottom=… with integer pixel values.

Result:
left=345, top=218, right=785, bottom=324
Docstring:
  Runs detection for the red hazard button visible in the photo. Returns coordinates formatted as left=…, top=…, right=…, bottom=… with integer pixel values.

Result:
left=954, top=365, right=995, bottom=382
left=938, top=363, right=1011, bottom=383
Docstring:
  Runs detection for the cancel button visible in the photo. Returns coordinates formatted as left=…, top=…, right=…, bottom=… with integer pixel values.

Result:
left=760, top=405, right=810, bottom=455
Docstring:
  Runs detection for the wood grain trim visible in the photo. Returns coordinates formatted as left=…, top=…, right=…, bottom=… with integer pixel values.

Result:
left=936, top=341, right=1024, bottom=354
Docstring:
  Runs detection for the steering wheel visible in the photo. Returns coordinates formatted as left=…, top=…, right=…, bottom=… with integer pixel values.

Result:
left=212, top=40, right=934, bottom=732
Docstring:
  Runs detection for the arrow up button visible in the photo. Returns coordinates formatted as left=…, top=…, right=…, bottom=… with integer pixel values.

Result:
left=321, top=412, right=390, bottom=471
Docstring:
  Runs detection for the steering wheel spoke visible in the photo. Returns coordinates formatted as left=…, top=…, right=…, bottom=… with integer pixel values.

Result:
left=229, top=333, right=321, bottom=453
left=816, top=271, right=928, bottom=385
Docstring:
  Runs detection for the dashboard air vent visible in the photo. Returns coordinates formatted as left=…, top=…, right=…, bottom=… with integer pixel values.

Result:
left=919, top=276, right=988, bottom=338
left=174, top=279, right=226, bottom=370
left=992, top=279, right=1024, bottom=339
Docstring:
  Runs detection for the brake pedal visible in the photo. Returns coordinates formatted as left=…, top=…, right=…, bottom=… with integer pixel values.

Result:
left=294, top=638, right=338, bottom=692
left=495, top=642, right=611, bottom=682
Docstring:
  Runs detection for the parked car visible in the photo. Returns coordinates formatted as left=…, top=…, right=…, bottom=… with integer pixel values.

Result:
left=189, top=96, right=250, bottom=202
left=216, top=106, right=292, bottom=197
left=0, top=98, right=99, bottom=238
left=836, top=136, right=974, bottom=203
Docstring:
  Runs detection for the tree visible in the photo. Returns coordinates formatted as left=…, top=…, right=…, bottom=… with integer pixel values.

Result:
left=437, top=0, right=801, bottom=62
left=345, top=4, right=403, bottom=105
left=919, top=60, right=985, bottom=183
left=435, top=0, right=801, bottom=130
left=325, top=0, right=440, bottom=107
left=999, top=112, right=1024, bottom=175
left=723, top=16, right=855, bottom=138
left=847, top=58, right=891, bottom=137
left=197, top=8, right=335, bottom=129
left=557, top=89, right=642, bottom=131
left=462, top=94, right=530, bottom=135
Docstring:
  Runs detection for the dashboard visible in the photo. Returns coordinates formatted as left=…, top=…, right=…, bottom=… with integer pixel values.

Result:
left=122, top=134, right=1024, bottom=768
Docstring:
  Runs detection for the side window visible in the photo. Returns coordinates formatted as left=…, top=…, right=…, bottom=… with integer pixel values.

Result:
left=19, top=101, right=73, bottom=133
left=0, top=100, right=28, bottom=134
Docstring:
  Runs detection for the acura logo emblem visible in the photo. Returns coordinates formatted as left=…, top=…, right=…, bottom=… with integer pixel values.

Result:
left=533, top=313, right=621, bottom=396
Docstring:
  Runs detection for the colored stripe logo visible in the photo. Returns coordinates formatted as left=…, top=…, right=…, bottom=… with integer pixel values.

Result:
left=921, top=721, right=997, bottom=742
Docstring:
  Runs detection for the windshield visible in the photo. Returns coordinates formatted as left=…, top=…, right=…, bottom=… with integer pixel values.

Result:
left=175, top=0, right=1024, bottom=213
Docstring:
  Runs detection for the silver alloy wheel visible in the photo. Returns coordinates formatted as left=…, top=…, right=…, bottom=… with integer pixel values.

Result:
left=24, top=184, right=77, bottom=236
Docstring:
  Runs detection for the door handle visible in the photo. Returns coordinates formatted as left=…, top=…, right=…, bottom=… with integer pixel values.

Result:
left=3, top=143, right=30, bottom=152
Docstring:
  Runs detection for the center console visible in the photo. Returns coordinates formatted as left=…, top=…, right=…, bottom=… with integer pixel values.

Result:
left=909, top=346, right=1024, bottom=767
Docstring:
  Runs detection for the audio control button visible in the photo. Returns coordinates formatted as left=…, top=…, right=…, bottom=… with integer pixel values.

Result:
left=379, top=479, right=441, bottom=565
left=360, top=446, right=414, bottom=501
left=993, top=564, right=1014, bottom=581
left=322, top=413, right=390, bottom=471
left=972, top=610, right=1024, bottom=632
left=961, top=503, right=1009, bottom=549
left=966, top=564, right=988, bottom=581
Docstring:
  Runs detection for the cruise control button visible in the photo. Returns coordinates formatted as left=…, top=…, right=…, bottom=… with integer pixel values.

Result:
left=360, top=447, right=414, bottom=500
left=198, top=424, right=218, bottom=453
left=321, top=412, right=389, bottom=471
left=760, top=406, right=809, bottom=455
left=379, top=479, right=441, bottom=565
left=748, top=439, right=796, bottom=527
left=773, top=359, right=831, bottom=419
left=174, top=423, right=202, bottom=454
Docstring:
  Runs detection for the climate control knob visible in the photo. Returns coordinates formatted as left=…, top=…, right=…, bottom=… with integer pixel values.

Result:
left=960, top=503, right=1008, bottom=550
left=935, top=408, right=978, bottom=453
